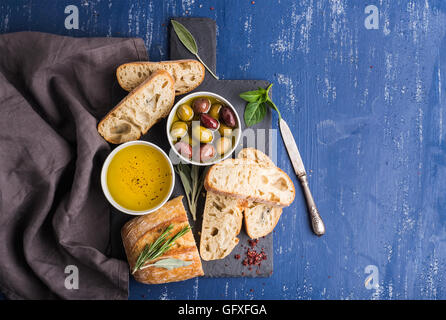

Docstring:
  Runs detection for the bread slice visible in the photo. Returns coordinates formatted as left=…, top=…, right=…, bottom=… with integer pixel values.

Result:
left=98, top=70, right=175, bottom=144
left=204, top=158, right=295, bottom=207
left=199, top=192, right=243, bottom=261
left=237, top=148, right=275, bottom=166
left=236, top=149, right=283, bottom=239
left=116, top=60, right=205, bottom=95
left=242, top=201, right=282, bottom=239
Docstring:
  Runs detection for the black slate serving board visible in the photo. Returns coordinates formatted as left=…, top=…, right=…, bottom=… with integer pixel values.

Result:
left=111, top=18, right=273, bottom=277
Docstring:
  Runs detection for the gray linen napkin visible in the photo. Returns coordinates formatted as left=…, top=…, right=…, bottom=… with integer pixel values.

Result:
left=0, top=31, right=147, bottom=299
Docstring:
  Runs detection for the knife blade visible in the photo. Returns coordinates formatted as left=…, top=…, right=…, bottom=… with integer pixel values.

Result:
left=279, top=118, right=325, bottom=236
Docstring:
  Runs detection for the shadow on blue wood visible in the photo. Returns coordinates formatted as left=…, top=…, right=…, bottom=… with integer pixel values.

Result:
left=1, top=0, right=446, bottom=300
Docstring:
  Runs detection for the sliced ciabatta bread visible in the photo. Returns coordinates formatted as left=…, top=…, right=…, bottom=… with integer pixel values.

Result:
left=242, top=202, right=282, bottom=239
left=116, top=60, right=205, bottom=95
left=237, top=148, right=275, bottom=166
left=236, top=149, right=283, bottom=239
left=204, top=158, right=295, bottom=207
left=199, top=192, right=243, bottom=261
left=98, top=70, right=175, bottom=144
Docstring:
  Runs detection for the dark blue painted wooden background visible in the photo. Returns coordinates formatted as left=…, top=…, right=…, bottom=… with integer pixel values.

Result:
left=1, top=0, right=445, bottom=300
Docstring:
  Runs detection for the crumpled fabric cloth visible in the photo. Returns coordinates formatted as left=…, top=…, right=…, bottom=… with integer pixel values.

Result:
left=0, top=31, right=148, bottom=299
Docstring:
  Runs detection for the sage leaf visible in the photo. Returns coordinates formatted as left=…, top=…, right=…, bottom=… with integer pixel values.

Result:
left=244, top=101, right=267, bottom=127
left=176, top=168, right=192, bottom=194
left=171, top=20, right=198, bottom=54
left=141, top=258, right=193, bottom=271
left=175, top=164, right=205, bottom=221
left=171, top=20, right=219, bottom=80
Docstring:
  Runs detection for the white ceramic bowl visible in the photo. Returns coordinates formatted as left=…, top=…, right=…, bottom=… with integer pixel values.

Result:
left=166, top=91, right=241, bottom=166
left=100, top=141, right=175, bottom=215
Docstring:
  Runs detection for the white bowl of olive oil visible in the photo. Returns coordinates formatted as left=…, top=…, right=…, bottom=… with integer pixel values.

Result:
left=101, top=141, right=175, bottom=215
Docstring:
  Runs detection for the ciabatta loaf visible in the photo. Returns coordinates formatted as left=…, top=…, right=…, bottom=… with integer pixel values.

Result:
left=236, top=149, right=283, bottom=239
left=199, top=192, right=243, bottom=261
left=98, top=70, right=175, bottom=144
left=116, top=60, right=205, bottom=95
left=204, top=158, right=295, bottom=207
left=121, top=196, right=203, bottom=284
left=200, top=149, right=286, bottom=260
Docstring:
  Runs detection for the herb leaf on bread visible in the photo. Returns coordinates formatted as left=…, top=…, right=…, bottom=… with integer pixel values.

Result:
left=244, top=101, right=267, bottom=127
left=140, top=258, right=193, bottom=271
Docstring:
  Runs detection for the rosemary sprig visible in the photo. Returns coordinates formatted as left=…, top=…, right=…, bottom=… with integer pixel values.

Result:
left=175, top=163, right=205, bottom=220
left=132, top=224, right=191, bottom=274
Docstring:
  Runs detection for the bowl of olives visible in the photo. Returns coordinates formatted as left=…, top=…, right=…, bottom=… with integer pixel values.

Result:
left=166, top=91, right=241, bottom=166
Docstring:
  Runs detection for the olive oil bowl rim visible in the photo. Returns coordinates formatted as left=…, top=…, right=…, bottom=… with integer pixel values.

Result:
left=166, top=91, right=242, bottom=166
left=100, top=141, right=175, bottom=216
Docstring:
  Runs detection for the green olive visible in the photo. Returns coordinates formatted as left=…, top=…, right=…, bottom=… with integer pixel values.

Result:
left=192, top=125, right=213, bottom=143
left=218, top=123, right=233, bottom=136
left=177, top=104, right=194, bottom=121
left=209, top=103, right=222, bottom=120
left=216, top=137, right=232, bottom=155
left=171, top=112, right=180, bottom=123
left=170, top=121, right=188, bottom=140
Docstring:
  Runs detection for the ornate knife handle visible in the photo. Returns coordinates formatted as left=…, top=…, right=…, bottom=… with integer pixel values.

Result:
left=298, top=174, right=325, bottom=236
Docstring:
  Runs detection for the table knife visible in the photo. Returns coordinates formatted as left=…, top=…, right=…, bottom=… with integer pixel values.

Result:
left=279, top=118, right=325, bottom=236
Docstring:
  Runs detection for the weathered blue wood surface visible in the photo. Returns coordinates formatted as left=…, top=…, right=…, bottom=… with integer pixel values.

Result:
left=1, top=0, right=445, bottom=300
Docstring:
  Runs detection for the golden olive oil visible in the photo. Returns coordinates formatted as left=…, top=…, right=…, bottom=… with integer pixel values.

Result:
left=107, top=144, right=172, bottom=211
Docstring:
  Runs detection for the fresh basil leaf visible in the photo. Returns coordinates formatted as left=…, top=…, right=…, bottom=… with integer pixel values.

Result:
left=244, top=101, right=267, bottom=127
left=197, top=167, right=206, bottom=193
left=265, top=99, right=282, bottom=120
left=182, top=162, right=192, bottom=179
left=190, top=165, right=199, bottom=200
left=257, top=102, right=267, bottom=123
left=239, top=90, right=262, bottom=102
left=143, top=258, right=193, bottom=271
left=260, top=93, right=268, bottom=103
left=244, top=101, right=259, bottom=126
left=266, top=83, right=273, bottom=95
left=171, top=20, right=198, bottom=54
left=174, top=163, right=204, bottom=221
left=254, top=87, right=268, bottom=103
